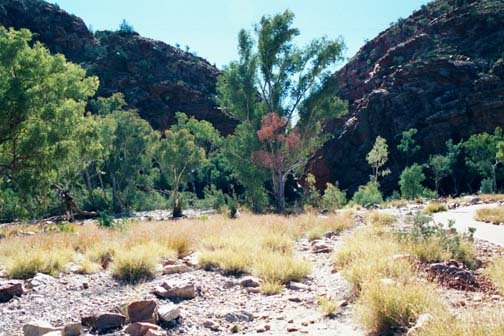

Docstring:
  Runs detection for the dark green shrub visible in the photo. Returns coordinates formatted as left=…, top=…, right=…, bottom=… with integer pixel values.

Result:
left=352, top=182, right=383, bottom=207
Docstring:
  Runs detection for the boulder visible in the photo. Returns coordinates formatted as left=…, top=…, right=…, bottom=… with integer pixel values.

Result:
left=95, top=312, right=126, bottom=332
left=162, top=264, right=191, bottom=275
left=158, top=303, right=181, bottom=323
left=202, top=319, right=220, bottom=331
left=62, top=322, right=81, bottom=336
left=127, top=300, right=158, bottom=324
left=158, top=281, right=196, bottom=300
left=222, top=310, right=254, bottom=323
left=0, top=280, right=24, bottom=303
left=287, top=281, right=309, bottom=291
left=239, top=276, right=260, bottom=288
left=124, top=322, right=161, bottom=336
left=23, top=321, right=59, bottom=336
left=145, top=330, right=164, bottom=336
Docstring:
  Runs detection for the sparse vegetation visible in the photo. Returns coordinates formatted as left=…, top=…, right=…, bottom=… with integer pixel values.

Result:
left=317, top=296, right=339, bottom=317
left=475, top=207, right=504, bottom=224
left=485, top=257, right=504, bottom=295
left=365, top=212, right=396, bottom=227
left=424, top=202, right=447, bottom=214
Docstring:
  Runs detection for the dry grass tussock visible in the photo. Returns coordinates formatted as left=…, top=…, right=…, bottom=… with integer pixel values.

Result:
left=475, top=206, right=504, bottom=224
left=424, top=202, right=447, bottom=214
left=365, top=212, right=396, bottom=227
left=0, top=212, right=353, bottom=287
left=485, top=257, right=504, bottom=295
left=411, top=309, right=504, bottom=336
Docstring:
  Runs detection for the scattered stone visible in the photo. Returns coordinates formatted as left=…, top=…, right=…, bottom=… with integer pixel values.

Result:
left=22, top=321, right=59, bottom=336
left=81, top=282, right=89, bottom=290
left=324, top=231, right=338, bottom=239
left=152, top=286, right=169, bottom=298
left=287, top=296, right=302, bottom=302
left=287, top=281, right=309, bottom=291
left=287, top=327, right=299, bottom=332
left=145, top=330, right=164, bottom=336
left=163, top=258, right=177, bottom=266
left=128, top=300, right=158, bottom=324
left=158, top=303, right=181, bottom=323
left=162, top=264, right=191, bottom=275
left=256, top=324, right=271, bottom=333
left=95, top=312, right=126, bottom=332
left=28, top=273, right=55, bottom=288
left=62, top=322, right=81, bottom=336
left=407, top=313, right=433, bottom=335
left=81, top=315, right=95, bottom=328
left=182, top=253, right=200, bottom=267
left=124, top=322, right=161, bottom=336
left=0, top=280, right=24, bottom=303
left=338, top=299, right=349, bottom=307
left=246, top=287, right=261, bottom=294
left=157, top=281, right=196, bottom=300
left=240, top=276, right=260, bottom=288
left=223, top=310, right=254, bottom=323
left=428, top=261, right=477, bottom=289
left=203, top=319, right=220, bottom=331
left=312, top=242, right=333, bottom=254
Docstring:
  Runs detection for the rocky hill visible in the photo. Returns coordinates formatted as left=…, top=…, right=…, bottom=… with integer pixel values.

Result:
left=309, top=0, right=504, bottom=193
left=0, top=0, right=236, bottom=134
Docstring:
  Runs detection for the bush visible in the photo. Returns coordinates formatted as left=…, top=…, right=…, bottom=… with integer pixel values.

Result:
left=201, top=185, right=227, bottom=210
left=475, top=207, right=504, bottom=224
left=399, top=214, right=475, bottom=267
left=352, top=182, right=383, bottom=207
left=253, top=252, right=311, bottom=285
left=98, top=212, right=115, bottom=228
left=424, top=202, right=447, bottom=214
left=399, top=164, right=426, bottom=199
left=480, top=178, right=495, bottom=194
left=303, top=173, right=321, bottom=209
left=321, top=183, right=346, bottom=211
left=357, top=281, right=446, bottom=335
left=111, top=244, right=158, bottom=283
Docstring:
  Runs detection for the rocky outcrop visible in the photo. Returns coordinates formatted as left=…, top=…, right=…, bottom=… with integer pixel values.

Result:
left=0, top=0, right=236, bottom=134
left=310, top=0, right=504, bottom=193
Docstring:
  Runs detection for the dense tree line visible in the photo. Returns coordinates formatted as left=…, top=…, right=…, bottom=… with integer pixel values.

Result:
left=1, top=12, right=504, bottom=222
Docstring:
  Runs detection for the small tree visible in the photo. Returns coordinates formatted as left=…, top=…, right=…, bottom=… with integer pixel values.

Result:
left=399, top=164, right=426, bottom=199
left=352, top=182, right=383, bottom=207
left=445, top=139, right=461, bottom=194
left=429, top=154, right=451, bottom=193
left=157, top=129, right=206, bottom=218
left=397, top=128, right=420, bottom=163
left=119, top=19, right=135, bottom=34
left=303, top=173, right=321, bottom=209
left=463, top=128, right=503, bottom=193
left=367, top=136, right=390, bottom=183
left=321, top=183, right=346, bottom=211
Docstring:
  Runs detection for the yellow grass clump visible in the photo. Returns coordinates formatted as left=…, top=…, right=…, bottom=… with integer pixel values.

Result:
left=485, top=257, right=504, bottom=295
left=475, top=207, right=504, bottom=224
left=365, top=212, right=396, bottom=227
left=424, top=202, right=447, bottom=214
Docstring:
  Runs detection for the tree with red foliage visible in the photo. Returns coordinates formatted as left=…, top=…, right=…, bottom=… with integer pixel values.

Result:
left=218, top=10, right=347, bottom=211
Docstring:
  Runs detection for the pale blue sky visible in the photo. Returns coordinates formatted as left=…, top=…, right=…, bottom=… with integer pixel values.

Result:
left=50, top=0, right=430, bottom=68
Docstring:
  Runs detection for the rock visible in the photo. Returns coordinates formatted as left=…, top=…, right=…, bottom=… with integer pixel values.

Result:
left=127, top=300, right=158, bottom=324
left=158, top=303, right=181, bottom=323
left=312, top=242, right=333, bottom=254
left=223, top=310, right=254, bottom=323
left=124, top=322, right=161, bottom=336
left=287, top=281, right=309, bottom=291
left=288, top=296, right=302, bottom=302
left=163, top=259, right=177, bottom=266
left=203, top=319, right=220, bottom=331
left=0, top=280, right=24, bottom=303
left=22, top=321, right=59, bottom=336
left=162, top=264, right=191, bottom=275
left=246, top=287, right=261, bottom=294
left=407, top=313, right=433, bottom=335
left=41, top=332, right=61, bottom=336
left=428, top=261, right=477, bottom=289
left=62, top=322, right=81, bottom=336
left=28, top=273, right=55, bottom=288
left=158, top=281, right=196, bottom=300
left=182, top=253, right=200, bottom=267
left=95, top=312, right=126, bottom=332
left=145, top=330, right=164, bottom=336
left=256, top=324, right=271, bottom=333
left=287, top=327, right=299, bottom=332
left=0, top=1, right=238, bottom=136
left=152, top=286, right=169, bottom=298
left=240, top=276, right=260, bottom=288
left=307, top=1, right=504, bottom=196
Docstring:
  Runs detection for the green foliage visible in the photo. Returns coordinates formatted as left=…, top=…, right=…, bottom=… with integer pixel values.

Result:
left=352, top=182, right=383, bottom=207
left=201, top=185, right=227, bottom=210
left=397, top=128, right=420, bottom=162
left=399, top=164, right=426, bottom=199
left=429, top=154, right=451, bottom=192
left=367, top=136, right=390, bottom=183
left=463, top=128, right=503, bottom=193
left=480, top=178, right=495, bottom=194
left=218, top=10, right=347, bottom=211
left=0, top=26, right=99, bottom=219
left=118, top=19, right=135, bottom=34
left=303, top=174, right=321, bottom=208
left=399, top=214, right=475, bottom=267
left=321, top=183, right=346, bottom=211
left=157, top=128, right=206, bottom=217
left=98, top=212, right=115, bottom=228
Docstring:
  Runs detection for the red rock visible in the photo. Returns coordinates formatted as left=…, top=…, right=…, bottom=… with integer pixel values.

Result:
left=124, top=322, right=161, bottom=336
left=127, top=300, right=158, bottom=324
left=0, top=280, right=23, bottom=303
left=95, top=312, right=126, bottom=332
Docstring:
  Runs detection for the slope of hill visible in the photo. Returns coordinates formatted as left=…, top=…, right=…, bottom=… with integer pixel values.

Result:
left=309, top=0, right=504, bottom=193
left=0, top=0, right=236, bottom=134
